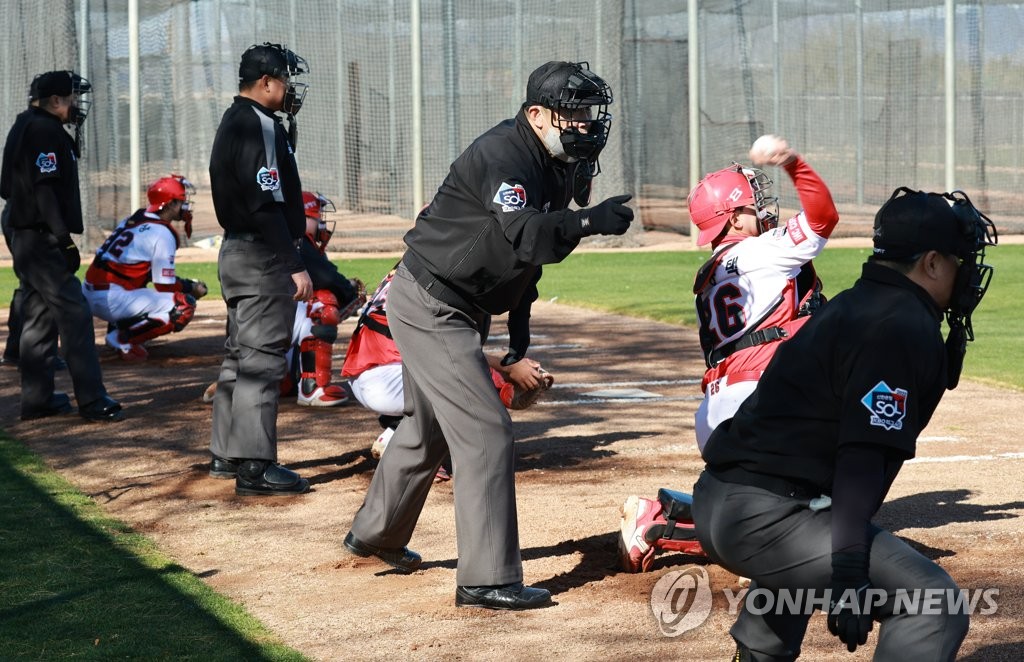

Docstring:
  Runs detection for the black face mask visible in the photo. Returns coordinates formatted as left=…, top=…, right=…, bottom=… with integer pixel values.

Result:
left=942, top=191, right=998, bottom=388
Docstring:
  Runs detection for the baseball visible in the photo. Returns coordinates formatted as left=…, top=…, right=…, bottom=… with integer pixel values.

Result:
left=749, top=134, right=793, bottom=166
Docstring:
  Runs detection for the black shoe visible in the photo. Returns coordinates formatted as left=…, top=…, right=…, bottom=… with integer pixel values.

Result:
left=455, top=582, right=552, bottom=610
left=21, top=392, right=73, bottom=420
left=343, top=531, right=421, bottom=573
left=234, top=460, right=309, bottom=496
left=53, top=355, right=67, bottom=370
left=209, top=455, right=238, bottom=479
left=79, top=395, right=125, bottom=422
left=0, top=353, right=18, bottom=367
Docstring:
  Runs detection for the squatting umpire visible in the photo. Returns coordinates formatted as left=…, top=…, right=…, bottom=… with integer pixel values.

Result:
left=344, top=61, right=635, bottom=610
left=692, top=188, right=998, bottom=660
left=0, top=70, right=123, bottom=422
left=208, top=43, right=313, bottom=496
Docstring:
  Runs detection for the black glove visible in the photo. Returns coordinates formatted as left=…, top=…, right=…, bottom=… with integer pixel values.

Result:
left=827, top=551, right=874, bottom=652
left=576, top=194, right=633, bottom=237
left=58, top=236, right=80, bottom=273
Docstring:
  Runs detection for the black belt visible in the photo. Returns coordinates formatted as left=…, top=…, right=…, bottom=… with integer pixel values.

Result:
left=707, top=465, right=820, bottom=500
left=401, top=252, right=480, bottom=315
left=224, top=231, right=263, bottom=242
left=224, top=231, right=301, bottom=249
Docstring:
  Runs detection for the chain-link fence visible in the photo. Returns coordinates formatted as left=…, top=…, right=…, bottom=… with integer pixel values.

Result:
left=2, top=0, right=1022, bottom=253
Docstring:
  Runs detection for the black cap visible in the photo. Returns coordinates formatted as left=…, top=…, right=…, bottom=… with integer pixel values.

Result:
left=526, top=61, right=607, bottom=109
left=239, top=43, right=294, bottom=83
left=29, top=71, right=89, bottom=100
left=872, top=188, right=964, bottom=260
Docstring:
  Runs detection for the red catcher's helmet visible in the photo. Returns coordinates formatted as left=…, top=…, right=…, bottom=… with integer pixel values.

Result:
left=687, top=164, right=778, bottom=246
left=302, top=191, right=336, bottom=252
left=145, top=174, right=196, bottom=237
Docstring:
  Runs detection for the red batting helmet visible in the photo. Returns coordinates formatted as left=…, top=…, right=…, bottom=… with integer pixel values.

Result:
left=146, top=174, right=196, bottom=237
left=687, top=164, right=778, bottom=246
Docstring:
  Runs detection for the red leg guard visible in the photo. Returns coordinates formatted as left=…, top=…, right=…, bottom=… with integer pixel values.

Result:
left=297, top=336, right=347, bottom=407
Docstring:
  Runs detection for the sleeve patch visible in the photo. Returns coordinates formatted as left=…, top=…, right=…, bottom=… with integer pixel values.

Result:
left=36, top=152, right=57, bottom=173
left=860, top=381, right=908, bottom=431
left=256, top=166, right=281, bottom=191
left=162, top=268, right=176, bottom=278
left=493, top=182, right=527, bottom=212
left=786, top=216, right=807, bottom=244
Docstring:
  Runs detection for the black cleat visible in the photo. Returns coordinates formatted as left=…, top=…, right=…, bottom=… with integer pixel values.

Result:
left=21, top=392, right=73, bottom=420
left=455, top=583, right=552, bottom=610
left=79, top=395, right=125, bottom=422
left=234, top=460, right=309, bottom=496
left=343, top=531, right=422, bottom=573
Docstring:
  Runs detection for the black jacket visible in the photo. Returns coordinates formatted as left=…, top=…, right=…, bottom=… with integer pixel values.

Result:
left=1, top=106, right=83, bottom=237
left=209, top=96, right=304, bottom=273
left=403, top=109, right=589, bottom=357
left=403, top=109, right=586, bottom=316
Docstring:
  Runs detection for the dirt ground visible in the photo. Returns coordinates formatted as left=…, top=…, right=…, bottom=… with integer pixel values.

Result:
left=2, top=295, right=1022, bottom=661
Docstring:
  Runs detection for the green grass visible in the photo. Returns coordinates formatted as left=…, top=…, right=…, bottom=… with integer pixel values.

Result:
left=0, top=435, right=308, bottom=660
left=2, top=247, right=1019, bottom=388
left=538, top=246, right=1024, bottom=391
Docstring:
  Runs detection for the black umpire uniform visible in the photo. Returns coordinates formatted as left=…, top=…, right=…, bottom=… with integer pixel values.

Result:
left=692, top=188, right=998, bottom=660
left=208, top=43, right=311, bottom=496
left=0, top=70, right=122, bottom=422
left=346, top=61, right=633, bottom=610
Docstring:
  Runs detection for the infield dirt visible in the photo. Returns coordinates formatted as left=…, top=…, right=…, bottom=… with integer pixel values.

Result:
left=2, top=297, right=1021, bottom=661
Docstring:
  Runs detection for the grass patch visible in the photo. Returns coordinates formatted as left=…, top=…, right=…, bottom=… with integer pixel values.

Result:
left=539, top=246, right=1023, bottom=390
left=0, top=435, right=308, bottom=661
left=0, top=247, right=1018, bottom=388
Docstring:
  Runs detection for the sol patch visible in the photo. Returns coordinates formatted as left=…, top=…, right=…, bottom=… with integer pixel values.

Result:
left=256, top=166, right=280, bottom=192
left=860, top=381, right=908, bottom=431
left=36, top=152, right=57, bottom=174
left=493, top=182, right=527, bottom=212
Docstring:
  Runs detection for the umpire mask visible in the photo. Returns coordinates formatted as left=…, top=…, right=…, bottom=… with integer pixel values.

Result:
left=944, top=190, right=998, bottom=388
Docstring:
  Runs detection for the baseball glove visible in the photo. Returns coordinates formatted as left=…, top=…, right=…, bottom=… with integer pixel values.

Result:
left=501, top=368, right=554, bottom=410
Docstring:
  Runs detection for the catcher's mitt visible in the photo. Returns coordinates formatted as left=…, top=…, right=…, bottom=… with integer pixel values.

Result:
left=501, top=368, right=554, bottom=410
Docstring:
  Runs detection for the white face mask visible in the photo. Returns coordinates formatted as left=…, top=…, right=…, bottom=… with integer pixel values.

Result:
left=542, top=125, right=577, bottom=163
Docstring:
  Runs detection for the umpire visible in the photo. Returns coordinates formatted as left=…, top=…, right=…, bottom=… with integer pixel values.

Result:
left=692, top=188, right=998, bottom=660
left=0, top=70, right=123, bottom=422
left=208, top=43, right=313, bottom=496
left=345, top=61, right=634, bottom=610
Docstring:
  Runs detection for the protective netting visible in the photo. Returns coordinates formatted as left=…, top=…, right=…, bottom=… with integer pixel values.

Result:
left=1, top=0, right=1022, bottom=252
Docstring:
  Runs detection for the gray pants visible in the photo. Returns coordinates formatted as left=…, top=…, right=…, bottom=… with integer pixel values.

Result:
left=350, top=262, right=522, bottom=587
left=210, top=238, right=295, bottom=461
left=691, top=472, right=968, bottom=661
left=12, top=228, right=106, bottom=412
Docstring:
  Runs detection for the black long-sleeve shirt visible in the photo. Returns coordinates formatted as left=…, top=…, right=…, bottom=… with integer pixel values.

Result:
left=209, top=96, right=304, bottom=273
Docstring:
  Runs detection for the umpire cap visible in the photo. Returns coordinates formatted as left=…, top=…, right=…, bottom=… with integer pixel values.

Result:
left=872, top=187, right=967, bottom=260
left=238, top=43, right=303, bottom=83
left=29, top=71, right=91, bottom=101
left=526, top=61, right=609, bottom=109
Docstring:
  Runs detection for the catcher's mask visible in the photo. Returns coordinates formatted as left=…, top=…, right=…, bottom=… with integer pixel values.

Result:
left=146, top=174, right=196, bottom=238
left=527, top=61, right=613, bottom=169
left=873, top=186, right=998, bottom=388
left=687, top=163, right=778, bottom=246
left=302, top=191, right=336, bottom=253
left=239, top=42, right=309, bottom=116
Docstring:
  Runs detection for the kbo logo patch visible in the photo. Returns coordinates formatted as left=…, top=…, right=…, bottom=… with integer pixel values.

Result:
left=494, top=182, right=527, bottom=212
left=36, top=152, right=57, bottom=174
left=256, top=166, right=280, bottom=191
left=860, top=381, right=908, bottom=431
